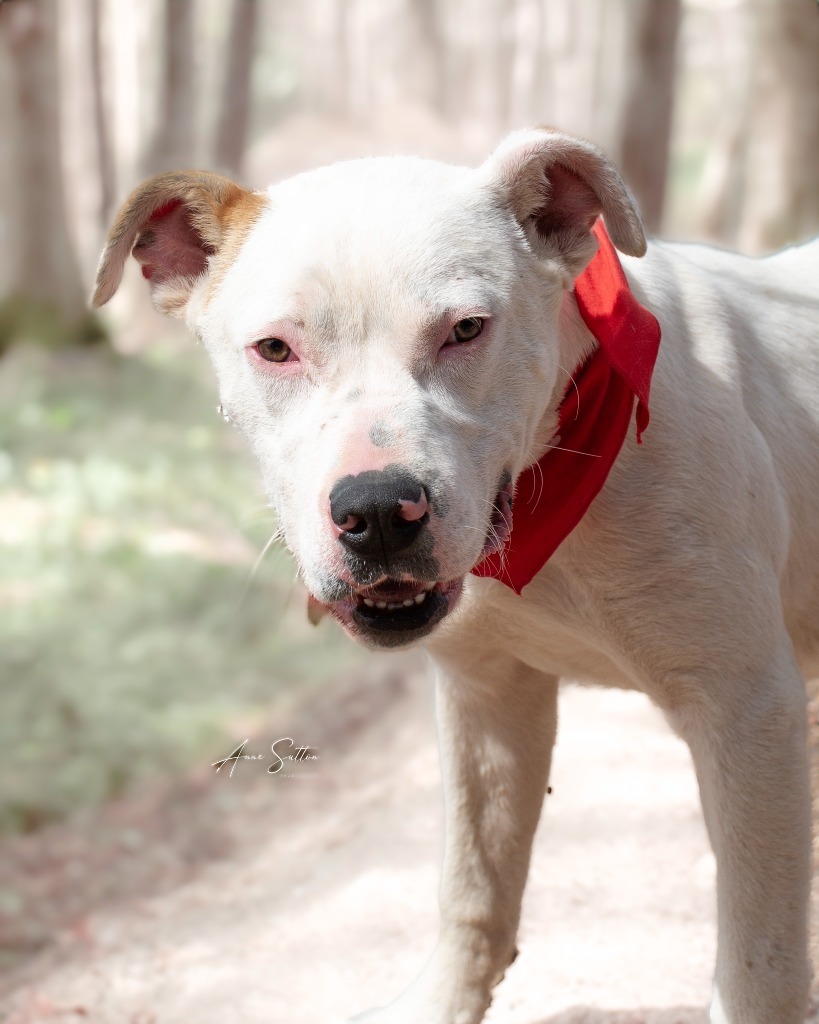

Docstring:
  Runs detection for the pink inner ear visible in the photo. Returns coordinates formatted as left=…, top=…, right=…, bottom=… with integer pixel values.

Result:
left=132, top=201, right=212, bottom=285
left=535, top=163, right=601, bottom=240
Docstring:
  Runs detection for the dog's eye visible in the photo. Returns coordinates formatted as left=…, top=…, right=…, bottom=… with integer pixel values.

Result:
left=255, top=338, right=292, bottom=363
left=451, top=317, right=484, bottom=344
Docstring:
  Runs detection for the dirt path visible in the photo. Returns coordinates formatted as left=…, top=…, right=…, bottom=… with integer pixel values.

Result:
left=2, top=657, right=817, bottom=1024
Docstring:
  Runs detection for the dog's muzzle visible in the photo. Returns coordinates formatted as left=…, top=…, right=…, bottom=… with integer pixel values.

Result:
left=314, top=469, right=513, bottom=648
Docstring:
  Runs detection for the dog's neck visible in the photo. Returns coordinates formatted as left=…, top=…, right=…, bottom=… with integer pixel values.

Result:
left=529, top=288, right=599, bottom=467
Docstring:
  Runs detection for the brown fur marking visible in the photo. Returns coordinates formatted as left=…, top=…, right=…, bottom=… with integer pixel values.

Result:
left=91, top=171, right=268, bottom=313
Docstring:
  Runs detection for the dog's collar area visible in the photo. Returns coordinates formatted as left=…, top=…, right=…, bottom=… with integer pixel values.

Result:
left=473, top=220, right=661, bottom=594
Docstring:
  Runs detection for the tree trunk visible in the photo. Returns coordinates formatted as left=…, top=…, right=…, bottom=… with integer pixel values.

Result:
left=0, top=27, right=14, bottom=301
left=617, top=0, right=682, bottom=234
left=507, top=0, right=543, bottom=128
left=696, top=1, right=753, bottom=245
left=738, top=0, right=819, bottom=252
left=213, top=0, right=259, bottom=176
left=0, top=0, right=89, bottom=329
left=413, top=0, right=445, bottom=115
left=540, top=0, right=608, bottom=145
left=302, top=0, right=350, bottom=116
left=89, top=0, right=114, bottom=225
left=144, top=0, right=197, bottom=174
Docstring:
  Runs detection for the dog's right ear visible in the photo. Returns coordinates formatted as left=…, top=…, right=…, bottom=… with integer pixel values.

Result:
left=91, top=171, right=266, bottom=317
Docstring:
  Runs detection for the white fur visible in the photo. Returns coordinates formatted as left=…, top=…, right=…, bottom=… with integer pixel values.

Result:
left=95, top=129, right=819, bottom=1023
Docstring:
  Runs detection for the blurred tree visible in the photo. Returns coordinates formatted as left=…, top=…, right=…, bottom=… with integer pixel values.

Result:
left=144, top=0, right=198, bottom=173
left=438, top=0, right=510, bottom=127
left=413, top=0, right=445, bottom=113
left=213, top=0, right=259, bottom=176
left=89, top=0, right=115, bottom=226
left=538, top=1, right=607, bottom=149
left=471, top=0, right=514, bottom=132
left=0, top=0, right=103, bottom=348
left=507, top=0, right=543, bottom=128
left=301, top=0, right=350, bottom=116
left=694, top=0, right=752, bottom=246
left=617, top=0, right=681, bottom=234
left=738, top=0, right=819, bottom=251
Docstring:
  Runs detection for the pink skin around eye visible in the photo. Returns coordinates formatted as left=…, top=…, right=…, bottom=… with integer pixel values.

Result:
left=246, top=324, right=302, bottom=373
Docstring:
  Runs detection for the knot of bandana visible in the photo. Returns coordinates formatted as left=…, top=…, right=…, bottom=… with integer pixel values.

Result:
left=472, top=220, right=661, bottom=594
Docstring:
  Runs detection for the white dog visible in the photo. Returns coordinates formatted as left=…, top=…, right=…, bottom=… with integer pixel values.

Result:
left=93, top=129, right=819, bottom=1024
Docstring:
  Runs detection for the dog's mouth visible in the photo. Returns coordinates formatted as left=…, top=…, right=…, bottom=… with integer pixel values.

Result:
left=321, top=577, right=464, bottom=648
left=313, top=479, right=513, bottom=648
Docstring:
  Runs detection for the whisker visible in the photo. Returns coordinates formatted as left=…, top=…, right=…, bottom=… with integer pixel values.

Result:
left=558, top=363, right=581, bottom=420
left=488, top=524, right=513, bottom=582
left=280, top=564, right=305, bottom=614
left=238, top=505, right=279, bottom=529
left=528, top=455, right=545, bottom=508
left=240, top=526, right=285, bottom=605
left=542, top=442, right=601, bottom=458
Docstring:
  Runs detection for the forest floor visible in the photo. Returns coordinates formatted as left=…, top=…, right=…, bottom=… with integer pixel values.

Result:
left=4, top=654, right=819, bottom=1024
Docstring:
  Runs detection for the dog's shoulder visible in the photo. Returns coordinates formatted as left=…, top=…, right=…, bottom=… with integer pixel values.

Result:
left=622, top=235, right=818, bottom=322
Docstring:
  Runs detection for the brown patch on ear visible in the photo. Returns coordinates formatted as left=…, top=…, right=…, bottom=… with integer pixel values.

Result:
left=91, top=171, right=267, bottom=315
left=206, top=188, right=268, bottom=296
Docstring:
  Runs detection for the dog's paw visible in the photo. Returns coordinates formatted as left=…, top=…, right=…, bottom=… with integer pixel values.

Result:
left=348, top=1012, right=485, bottom=1024
left=347, top=945, right=499, bottom=1024
left=348, top=1006, right=415, bottom=1023
left=347, top=991, right=489, bottom=1024
left=348, top=1010, right=473, bottom=1024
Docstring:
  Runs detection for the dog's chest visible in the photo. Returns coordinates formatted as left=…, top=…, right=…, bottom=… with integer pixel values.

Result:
left=446, top=573, right=640, bottom=690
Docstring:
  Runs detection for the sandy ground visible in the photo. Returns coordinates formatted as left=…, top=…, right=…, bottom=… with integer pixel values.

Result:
left=2, top=655, right=818, bottom=1024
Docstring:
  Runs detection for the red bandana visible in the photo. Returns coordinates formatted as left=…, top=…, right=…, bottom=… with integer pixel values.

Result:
left=472, top=220, right=661, bottom=594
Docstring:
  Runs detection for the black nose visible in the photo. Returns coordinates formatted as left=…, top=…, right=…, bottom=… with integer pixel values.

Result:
left=329, top=468, right=430, bottom=564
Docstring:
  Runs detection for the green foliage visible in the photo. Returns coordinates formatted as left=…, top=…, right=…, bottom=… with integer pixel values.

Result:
left=0, top=295, right=109, bottom=355
left=0, top=343, right=362, bottom=835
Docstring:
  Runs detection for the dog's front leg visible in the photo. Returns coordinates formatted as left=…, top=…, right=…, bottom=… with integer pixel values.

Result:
left=352, top=653, right=558, bottom=1024
left=667, top=644, right=811, bottom=1024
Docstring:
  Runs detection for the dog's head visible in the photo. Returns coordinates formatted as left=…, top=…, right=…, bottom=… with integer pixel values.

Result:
left=93, top=129, right=645, bottom=649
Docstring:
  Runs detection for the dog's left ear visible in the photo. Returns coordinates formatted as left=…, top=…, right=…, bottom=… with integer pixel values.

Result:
left=479, top=128, right=646, bottom=278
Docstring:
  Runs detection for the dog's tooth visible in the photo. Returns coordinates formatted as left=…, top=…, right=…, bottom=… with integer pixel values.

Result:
left=414, top=592, right=426, bottom=604
left=363, top=598, right=375, bottom=608
left=377, top=601, right=387, bottom=609
left=424, top=582, right=435, bottom=591
left=402, top=598, right=414, bottom=607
